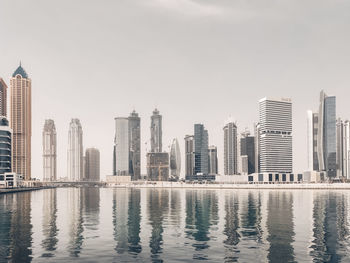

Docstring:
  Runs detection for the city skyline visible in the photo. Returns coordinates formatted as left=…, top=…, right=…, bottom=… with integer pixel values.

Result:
left=1, top=0, right=350, bottom=180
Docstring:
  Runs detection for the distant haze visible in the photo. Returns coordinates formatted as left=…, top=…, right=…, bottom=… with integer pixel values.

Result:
left=1, top=0, right=349, bottom=180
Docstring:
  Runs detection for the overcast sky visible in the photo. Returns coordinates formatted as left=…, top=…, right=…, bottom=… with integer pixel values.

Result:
left=1, top=0, right=350, bottom=180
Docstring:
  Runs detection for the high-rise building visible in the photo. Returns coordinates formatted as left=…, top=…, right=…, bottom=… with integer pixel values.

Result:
left=0, top=78, right=8, bottom=116
left=114, top=117, right=129, bottom=176
left=150, top=108, right=162, bottom=153
left=343, top=120, right=350, bottom=179
left=223, top=122, right=237, bottom=175
left=67, top=119, right=83, bottom=181
left=307, top=111, right=319, bottom=171
left=316, top=90, right=336, bottom=178
left=240, top=131, right=255, bottom=174
left=184, top=135, right=195, bottom=177
left=128, top=110, right=141, bottom=180
left=43, top=120, right=57, bottom=182
left=194, top=124, right=209, bottom=175
left=170, top=138, right=181, bottom=180
left=336, top=118, right=344, bottom=177
left=259, top=97, right=293, bottom=173
left=208, top=145, right=218, bottom=175
left=85, top=148, right=100, bottom=181
left=0, top=117, right=11, bottom=176
left=10, top=63, right=32, bottom=180
left=254, top=123, right=260, bottom=173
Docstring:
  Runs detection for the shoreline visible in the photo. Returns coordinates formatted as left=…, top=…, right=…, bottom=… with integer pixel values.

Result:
left=0, top=186, right=55, bottom=194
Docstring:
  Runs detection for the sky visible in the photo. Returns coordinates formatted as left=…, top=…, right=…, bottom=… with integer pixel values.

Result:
left=1, top=0, right=350, bottom=180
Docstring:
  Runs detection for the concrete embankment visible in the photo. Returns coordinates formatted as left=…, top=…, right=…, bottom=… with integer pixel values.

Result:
left=107, top=182, right=350, bottom=190
left=0, top=186, right=55, bottom=194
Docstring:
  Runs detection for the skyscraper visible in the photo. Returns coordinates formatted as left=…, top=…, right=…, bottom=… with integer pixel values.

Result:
left=208, top=145, right=218, bottom=175
left=85, top=148, right=100, bottom=181
left=67, top=119, right=83, bottom=181
left=0, top=78, right=8, bottom=116
left=336, top=118, right=344, bottom=177
left=307, top=111, right=319, bottom=171
left=170, top=138, right=181, bottom=180
left=316, top=90, right=336, bottom=178
left=259, top=97, right=293, bottom=173
left=223, top=122, right=237, bottom=175
left=43, top=119, right=57, bottom=182
left=10, top=63, right=31, bottom=180
left=194, top=124, right=209, bottom=175
left=128, top=110, right=141, bottom=180
left=114, top=117, right=129, bottom=176
left=343, top=120, right=350, bottom=179
left=0, top=117, right=11, bottom=176
left=150, top=108, right=162, bottom=153
left=240, top=131, right=255, bottom=175
left=184, top=135, right=195, bottom=177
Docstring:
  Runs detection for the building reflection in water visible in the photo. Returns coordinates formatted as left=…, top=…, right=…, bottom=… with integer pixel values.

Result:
left=147, top=189, right=169, bottom=262
left=185, top=190, right=218, bottom=260
left=267, top=191, right=295, bottom=263
left=82, top=187, right=100, bottom=231
left=67, top=188, right=84, bottom=257
left=0, top=195, right=14, bottom=260
left=41, top=189, right=58, bottom=257
left=9, top=192, right=33, bottom=262
left=113, top=189, right=129, bottom=254
left=128, top=188, right=142, bottom=255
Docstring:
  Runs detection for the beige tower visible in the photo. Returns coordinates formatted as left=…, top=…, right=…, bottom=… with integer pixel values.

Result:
left=0, top=78, right=8, bottom=116
left=10, top=63, right=32, bottom=180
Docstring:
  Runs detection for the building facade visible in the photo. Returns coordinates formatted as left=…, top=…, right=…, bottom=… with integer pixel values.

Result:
left=0, top=117, right=11, bottom=176
left=150, top=108, right=162, bottom=153
left=184, top=135, right=195, bottom=177
left=0, top=78, right=7, bottom=116
left=42, top=119, right=57, bottom=182
left=10, top=64, right=31, bottom=180
left=114, top=117, right=129, bottom=176
left=170, top=138, right=181, bottom=181
left=307, top=111, right=319, bottom=171
left=194, top=124, right=209, bottom=175
left=336, top=118, right=344, bottom=177
left=146, top=152, right=169, bottom=181
left=223, top=122, right=237, bottom=175
left=208, top=145, right=218, bottom=175
left=259, top=97, right=293, bottom=173
left=67, top=119, right=83, bottom=181
left=240, top=132, right=255, bottom=174
left=343, top=120, right=350, bottom=179
left=85, top=148, right=100, bottom=181
left=128, top=110, right=141, bottom=180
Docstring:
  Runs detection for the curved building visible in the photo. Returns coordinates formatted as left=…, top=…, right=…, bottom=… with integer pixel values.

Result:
left=0, top=117, right=11, bottom=175
left=170, top=138, right=181, bottom=180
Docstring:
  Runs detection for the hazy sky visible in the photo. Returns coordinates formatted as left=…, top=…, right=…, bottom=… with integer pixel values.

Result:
left=1, top=0, right=350, bottom=180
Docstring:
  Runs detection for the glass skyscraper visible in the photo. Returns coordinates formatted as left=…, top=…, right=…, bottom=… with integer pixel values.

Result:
left=194, top=124, right=209, bottom=175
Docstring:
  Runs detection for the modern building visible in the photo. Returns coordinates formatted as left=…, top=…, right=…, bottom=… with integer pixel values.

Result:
left=241, top=155, right=248, bottom=175
left=10, top=63, right=32, bottom=180
left=208, top=145, right=218, bottom=175
left=336, top=118, right=344, bottom=177
left=43, top=119, right=57, bottom=182
left=307, top=111, right=319, bottom=171
left=258, top=97, right=293, bottom=173
left=170, top=138, right=181, bottom=181
left=67, top=119, right=83, bottom=181
left=0, top=78, right=7, bottom=116
left=128, top=110, right=141, bottom=180
left=343, top=120, right=350, bottom=179
left=150, top=108, right=162, bottom=153
left=0, top=117, right=11, bottom=176
left=114, top=117, right=129, bottom=176
left=184, top=135, right=195, bottom=177
left=194, top=124, right=209, bottom=175
left=223, top=122, right=237, bottom=175
left=240, top=131, right=255, bottom=174
left=254, top=123, right=260, bottom=173
left=85, top=148, right=100, bottom=181
left=146, top=152, right=169, bottom=181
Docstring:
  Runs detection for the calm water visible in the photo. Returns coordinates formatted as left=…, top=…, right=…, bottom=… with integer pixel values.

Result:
left=1, top=188, right=350, bottom=262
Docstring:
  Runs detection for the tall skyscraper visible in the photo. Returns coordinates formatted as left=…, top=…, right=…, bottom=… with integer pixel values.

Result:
left=10, top=63, right=32, bottom=180
left=85, top=148, right=100, bottom=181
left=240, top=131, right=255, bottom=175
left=307, top=111, right=319, bottom=171
left=0, top=117, right=11, bottom=176
left=184, top=135, right=195, bottom=177
left=316, top=90, right=336, bottom=178
left=336, top=118, right=344, bottom=177
left=114, top=117, right=129, bottom=176
left=254, top=123, right=260, bottom=173
left=43, top=119, right=57, bottom=182
left=343, top=120, right=350, bottom=179
left=67, top=119, right=83, bottom=181
left=170, top=138, right=181, bottom=180
left=259, top=97, right=293, bottom=173
left=150, top=108, right=162, bottom=152
left=128, top=110, right=141, bottom=180
left=194, top=124, right=209, bottom=175
left=0, top=78, right=7, bottom=116
left=223, top=122, right=237, bottom=175
left=208, top=145, right=218, bottom=175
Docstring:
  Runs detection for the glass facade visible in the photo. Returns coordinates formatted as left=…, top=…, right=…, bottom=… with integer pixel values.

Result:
left=0, top=118, right=11, bottom=175
left=324, top=96, right=336, bottom=177
left=194, top=124, right=208, bottom=175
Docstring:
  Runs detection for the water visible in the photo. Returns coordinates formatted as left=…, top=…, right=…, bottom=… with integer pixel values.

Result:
left=1, top=188, right=350, bottom=262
